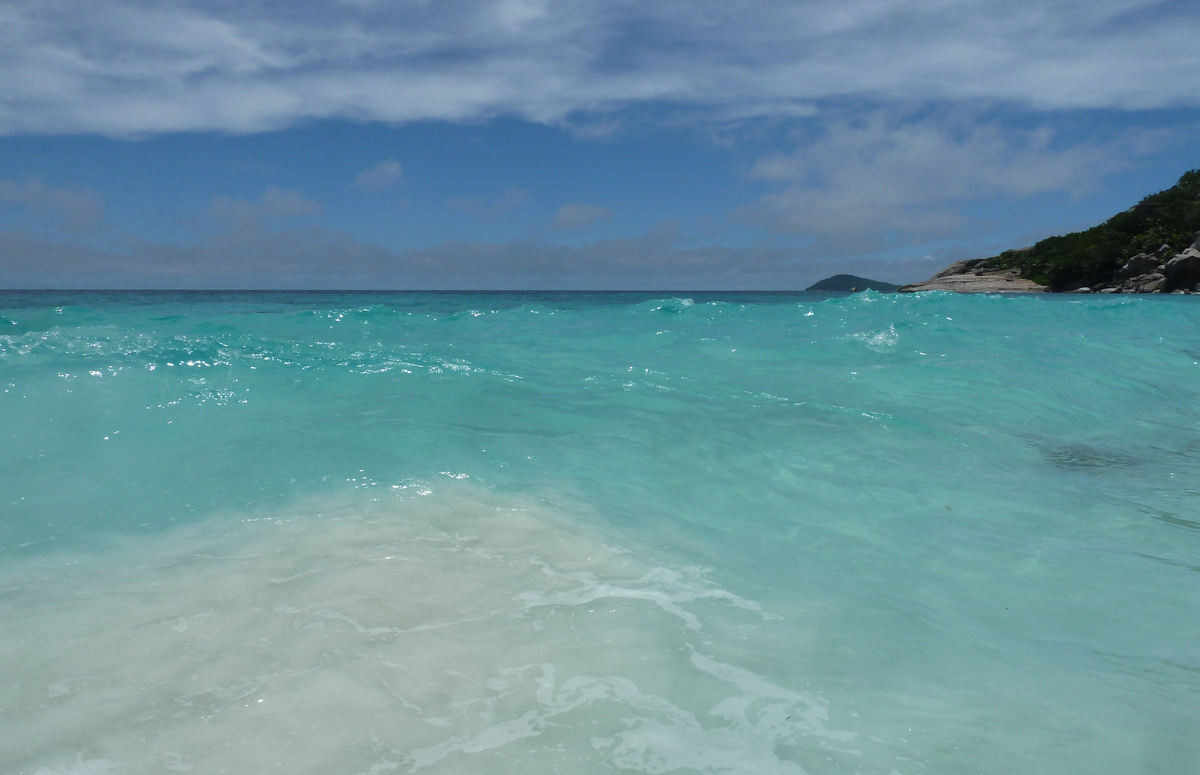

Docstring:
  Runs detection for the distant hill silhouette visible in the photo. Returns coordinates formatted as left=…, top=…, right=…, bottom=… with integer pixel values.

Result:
left=806, top=274, right=899, bottom=292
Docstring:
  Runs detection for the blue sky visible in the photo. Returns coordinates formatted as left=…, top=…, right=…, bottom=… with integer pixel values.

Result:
left=2, top=0, right=1199, bottom=289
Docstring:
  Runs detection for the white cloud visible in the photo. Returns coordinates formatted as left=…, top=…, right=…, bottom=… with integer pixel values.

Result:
left=737, top=113, right=1118, bottom=254
left=1, top=1, right=1198, bottom=135
left=0, top=177, right=104, bottom=231
left=550, top=202, right=612, bottom=231
left=448, top=187, right=531, bottom=221
left=260, top=186, right=323, bottom=217
left=354, top=159, right=403, bottom=190
left=0, top=221, right=945, bottom=290
left=209, top=187, right=322, bottom=228
left=0, top=190, right=946, bottom=289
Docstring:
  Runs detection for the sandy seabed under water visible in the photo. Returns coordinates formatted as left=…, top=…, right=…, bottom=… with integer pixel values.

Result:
left=2, top=484, right=857, bottom=775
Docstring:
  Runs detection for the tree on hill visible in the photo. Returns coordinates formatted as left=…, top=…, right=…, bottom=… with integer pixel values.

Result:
left=992, top=170, right=1200, bottom=289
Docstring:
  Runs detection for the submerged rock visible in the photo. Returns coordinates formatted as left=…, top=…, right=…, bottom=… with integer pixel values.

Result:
left=1043, top=443, right=1135, bottom=470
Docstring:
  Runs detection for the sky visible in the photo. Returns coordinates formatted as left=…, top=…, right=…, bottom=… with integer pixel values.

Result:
left=2, top=0, right=1200, bottom=290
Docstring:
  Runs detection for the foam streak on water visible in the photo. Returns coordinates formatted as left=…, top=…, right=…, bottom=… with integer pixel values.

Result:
left=1, top=291, right=1199, bottom=774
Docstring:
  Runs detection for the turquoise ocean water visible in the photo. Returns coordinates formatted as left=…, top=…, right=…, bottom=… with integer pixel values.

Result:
left=1, top=290, right=1198, bottom=774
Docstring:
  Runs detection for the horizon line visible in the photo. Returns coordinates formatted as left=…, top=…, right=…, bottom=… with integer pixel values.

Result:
left=0, top=288, right=861, bottom=294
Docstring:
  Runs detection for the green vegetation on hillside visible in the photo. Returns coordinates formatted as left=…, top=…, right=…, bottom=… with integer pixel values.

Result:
left=991, top=170, right=1200, bottom=289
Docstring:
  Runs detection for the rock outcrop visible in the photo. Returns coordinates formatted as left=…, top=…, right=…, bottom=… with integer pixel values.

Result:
left=1080, top=240, right=1200, bottom=294
left=957, top=169, right=1200, bottom=290
left=1163, top=249, right=1200, bottom=290
left=902, top=231, right=1200, bottom=295
left=899, top=167, right=1200, bottom=294
left=898, top=260, right=1046, bottom=293
left=1118, top=253, right=1160, bottom=279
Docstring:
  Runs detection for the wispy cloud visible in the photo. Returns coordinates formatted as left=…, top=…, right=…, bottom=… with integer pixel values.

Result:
left=2, top=1, right=1198, bottom=135
left=448, top=187, right=531, bottom=221
left=0, top=221, right=946, bottom=290
left=736, top=113, right=1119, bottom=255
left=354, top=159, right=403, bottom=190
left=259, top=187, right=323, bottom=217
left=550, top=202, right=612, bottom=231
left=208, top=187, right=322, bottom=229
left=0, top=177, right=104, bottom=231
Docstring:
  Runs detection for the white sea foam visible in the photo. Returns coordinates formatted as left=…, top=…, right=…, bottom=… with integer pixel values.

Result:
left=32, top=757, right=119, bottom=775
left=849, top=324, right=898, bottom=351
left=0, top=485, right=850, bottom=774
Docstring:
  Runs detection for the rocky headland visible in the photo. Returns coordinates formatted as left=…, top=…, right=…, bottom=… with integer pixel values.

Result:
left=900, top=169, right=1200, bottom=294
left=898, top=261, right=1046, bottom=293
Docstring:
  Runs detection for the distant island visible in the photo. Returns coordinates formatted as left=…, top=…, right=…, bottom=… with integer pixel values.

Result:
left=806, top=274, right=899, bottom=292
left=901, top=169, right=1200, bottom=294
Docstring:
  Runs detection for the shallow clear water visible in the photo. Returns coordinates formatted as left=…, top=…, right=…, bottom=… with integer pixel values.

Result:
left=1, top=290, right=1198, bottom=775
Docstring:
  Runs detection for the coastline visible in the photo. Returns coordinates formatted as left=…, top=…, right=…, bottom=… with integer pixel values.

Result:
left=898, top=260, right=1047, bottom=293
left=898, top=170, right=1200, bottom=294
left=901, top=238, right=1200, bottom=295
